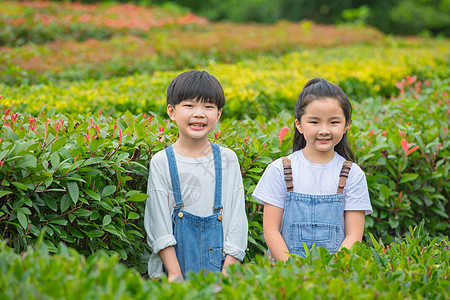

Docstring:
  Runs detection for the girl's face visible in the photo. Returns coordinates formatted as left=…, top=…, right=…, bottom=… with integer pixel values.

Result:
left=295, top=97, right=350, bottom=163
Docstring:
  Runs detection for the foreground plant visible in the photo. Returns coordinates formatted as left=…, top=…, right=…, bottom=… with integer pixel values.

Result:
left=0, top=222, right=447, bottom=299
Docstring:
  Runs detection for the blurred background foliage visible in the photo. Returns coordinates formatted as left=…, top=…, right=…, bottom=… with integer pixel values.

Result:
left=64, top=0, right=450, bottom=36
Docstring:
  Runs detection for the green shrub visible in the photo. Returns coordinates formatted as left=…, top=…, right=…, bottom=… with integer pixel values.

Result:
left=0, top=76, right=448, bottom=270
left=0, top=222, right=448, bottom=299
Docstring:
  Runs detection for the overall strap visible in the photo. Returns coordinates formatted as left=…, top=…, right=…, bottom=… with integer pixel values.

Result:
left=337, top=161, right=352, bottom=194
left=282, top=157, right=293, bottom=192
left=165, top=146, right=184, bottom=213
left=211, top=144, right=223, bottom=213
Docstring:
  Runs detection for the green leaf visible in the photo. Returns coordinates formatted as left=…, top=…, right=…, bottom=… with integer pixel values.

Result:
left=389, top=216, right=399, bottom=228
left=11, top=182, right=27, bottom=190
left=67, top=181, right=79, bottom=204
left=15, top=154, right=37, bottom=169
left=50, top=219, right=67, bottom=226
left=379, top=184, right=390, bottom=199
left=128, top=212, right=139, bottom=220
left=102, top=185, right=116, bottom=197
left=84, top=189, right=101, bottom=200
left=124, top=110, right=135, bottom=130
left=23, top=172, right=52, bottom=185
left=90, top=139, right=102, bottom=152
left=0, top=191, right=13, bottom=198
left=83, top=157, right=103, bottom=166
left=68, top=227, right=84, bottom=239
left=45, top=197, right=58, bottom=211
left=127, top=193, right=148, bottom=202
left=50, top=149, right=59, bottom=167
left=60, top=194, right=71, bottom=213
left=17, top=211, right=27, bottom=229
left=74, top=209, right=92, bottom=217
left=369, top=232, right=382, bottom=251
left=52, top=137, right=67, bottom=152
left=89, top=229, right=104, bottom=238
left=103, top=215, right=112, bottom=226
left=399, top=173, right=418, bottom=184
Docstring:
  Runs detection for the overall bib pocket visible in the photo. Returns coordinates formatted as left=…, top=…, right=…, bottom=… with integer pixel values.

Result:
left=289, top=222, right=340, bottom=253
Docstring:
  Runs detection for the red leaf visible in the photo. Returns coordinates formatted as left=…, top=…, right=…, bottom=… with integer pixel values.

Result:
left=406, top=146, right=419, bottom=156
left=279, top=126, right=290, bottom=142
left=401, top=139, right=409, bottom=154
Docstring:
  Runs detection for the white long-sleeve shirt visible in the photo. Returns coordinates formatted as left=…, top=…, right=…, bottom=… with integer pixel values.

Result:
left=144, top=146, right=248, bottom=278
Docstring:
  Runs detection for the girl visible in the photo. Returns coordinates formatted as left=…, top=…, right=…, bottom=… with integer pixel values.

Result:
left=252, top=78, right=372, bottom=261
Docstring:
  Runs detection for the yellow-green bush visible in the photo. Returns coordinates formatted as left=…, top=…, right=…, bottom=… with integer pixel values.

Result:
left=1, top=44, right=448, bottom=119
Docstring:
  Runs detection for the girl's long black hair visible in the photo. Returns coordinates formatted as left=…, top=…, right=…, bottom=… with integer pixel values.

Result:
left=293, top=78, right=355, bottom=162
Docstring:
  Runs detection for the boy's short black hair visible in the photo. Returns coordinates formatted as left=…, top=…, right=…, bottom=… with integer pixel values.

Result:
left=166, top=70, right=225, bottom=109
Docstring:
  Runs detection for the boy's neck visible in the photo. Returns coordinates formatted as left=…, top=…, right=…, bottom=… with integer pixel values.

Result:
left=172, top=139, right=213, bottom=158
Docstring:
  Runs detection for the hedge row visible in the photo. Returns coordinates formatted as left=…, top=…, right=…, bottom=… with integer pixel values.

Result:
left=0, top=1, right=205, bottom=47
left=1, top=43, right=449, bottom=119
left=1, top=222, right=448, bottom=299
left=0, top=76, right=448, bottom=272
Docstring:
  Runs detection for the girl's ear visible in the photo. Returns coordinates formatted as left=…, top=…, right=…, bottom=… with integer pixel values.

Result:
left=167, top=104, right=176, bottom=121
left=294, top=119, right=303, bottom=134
left=345, top=120, right=351, bottom=132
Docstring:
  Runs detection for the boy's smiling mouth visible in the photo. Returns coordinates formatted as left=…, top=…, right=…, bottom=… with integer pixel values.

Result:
left=189, top=122, right=206, bottom=128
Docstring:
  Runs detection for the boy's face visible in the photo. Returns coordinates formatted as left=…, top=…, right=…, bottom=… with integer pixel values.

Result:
left=167, top=99, right=222, bottom=143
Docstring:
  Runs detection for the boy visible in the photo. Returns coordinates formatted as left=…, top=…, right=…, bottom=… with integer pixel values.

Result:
left=144, top=70, right=248, bottom=281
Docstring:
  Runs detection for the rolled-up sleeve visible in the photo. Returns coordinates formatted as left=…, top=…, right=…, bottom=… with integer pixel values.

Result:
left=223, top=187, right=248, bottom=261
left=144, top=157, right=177, bottom=254
left=222, top=152, right=248, bottom=261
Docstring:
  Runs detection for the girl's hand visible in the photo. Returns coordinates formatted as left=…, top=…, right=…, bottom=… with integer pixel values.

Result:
left=167, top=272, right=183, bottom=282
left=263, top=203, right=291, bottom=261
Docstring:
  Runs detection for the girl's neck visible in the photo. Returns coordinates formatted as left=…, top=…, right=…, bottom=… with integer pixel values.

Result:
left=302, top=147, right=335, bottom=164
left=172, top=138, right=212, bottom=158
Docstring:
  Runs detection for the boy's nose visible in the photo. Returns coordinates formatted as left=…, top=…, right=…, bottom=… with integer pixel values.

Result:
left=192, top=107, right=205, bottom=117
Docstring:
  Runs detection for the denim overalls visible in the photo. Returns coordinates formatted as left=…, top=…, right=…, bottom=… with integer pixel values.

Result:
left=165, top=144, right=224, bottom=279
left=280, top=157, right=352, bottom=257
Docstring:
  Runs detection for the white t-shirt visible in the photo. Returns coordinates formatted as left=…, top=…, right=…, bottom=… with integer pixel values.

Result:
left=144, top=146, right=248, bottom=278
left=252, top=150, right=372, bottom=214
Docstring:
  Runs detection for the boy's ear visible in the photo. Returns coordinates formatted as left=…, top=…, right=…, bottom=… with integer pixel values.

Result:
left=167, top=104, right=176, bottom=121
left=294, top=119, right=303, bottom=134
left=217, top=108, right=222, bottom=120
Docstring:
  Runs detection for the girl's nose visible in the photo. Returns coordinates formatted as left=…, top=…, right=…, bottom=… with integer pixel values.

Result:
left=318, top=124, right=330, bottom=134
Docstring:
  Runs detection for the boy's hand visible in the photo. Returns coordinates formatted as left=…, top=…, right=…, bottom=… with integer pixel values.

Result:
left=221, top=254, right=238, bottom=276
left=158, top=246, right=183, bottom=281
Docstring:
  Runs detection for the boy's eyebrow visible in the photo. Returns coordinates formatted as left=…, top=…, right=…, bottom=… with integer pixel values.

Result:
left=306, top=116, right=343, bottom=120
